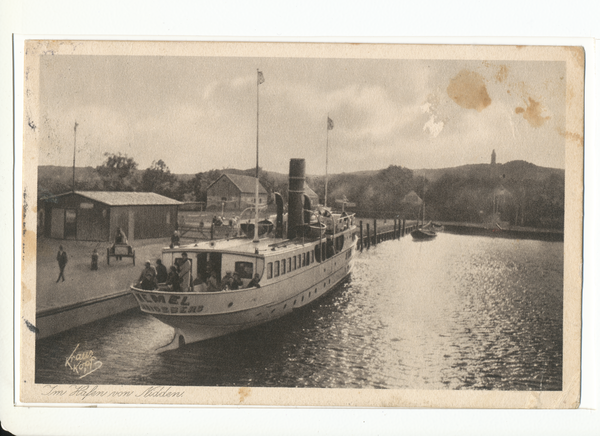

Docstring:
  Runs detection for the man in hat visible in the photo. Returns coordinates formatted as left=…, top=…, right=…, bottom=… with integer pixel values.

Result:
left=230, top=272, right=243, bottom=290
left=138, top=260, right=157, bottom=290
left=221, top=271, right=234, bottom=291
left=178, top=252, right=191, bottom=292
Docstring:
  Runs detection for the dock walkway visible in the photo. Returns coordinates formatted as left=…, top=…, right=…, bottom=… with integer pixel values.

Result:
left=35, top=237, right=169, bottom=339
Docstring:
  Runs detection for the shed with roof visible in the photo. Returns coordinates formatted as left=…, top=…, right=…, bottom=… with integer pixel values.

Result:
left=206, top=174, right=268, bottom=211
left=39, top=191, right=182, bottom=241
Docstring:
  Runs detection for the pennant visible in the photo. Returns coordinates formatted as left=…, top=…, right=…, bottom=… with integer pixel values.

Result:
left=257, top=70, right=265, bottom=85
left=327, top=117, right=334, bottom=130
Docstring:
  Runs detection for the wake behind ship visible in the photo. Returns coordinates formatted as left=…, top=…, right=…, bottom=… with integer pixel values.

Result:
left=130, top=159, right=357, bottom=351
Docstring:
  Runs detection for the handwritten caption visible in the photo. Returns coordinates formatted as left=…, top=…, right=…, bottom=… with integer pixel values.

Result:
left=65, top=344, right=102, bottom=379
left=41, top=385, right=185, bottom=400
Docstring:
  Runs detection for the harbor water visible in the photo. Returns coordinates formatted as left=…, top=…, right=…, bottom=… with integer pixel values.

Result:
left=36, top=232, right=563, bottom=390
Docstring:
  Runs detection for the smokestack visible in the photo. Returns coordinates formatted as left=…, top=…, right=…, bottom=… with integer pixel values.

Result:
left=287, top=159, right=305, bottom=239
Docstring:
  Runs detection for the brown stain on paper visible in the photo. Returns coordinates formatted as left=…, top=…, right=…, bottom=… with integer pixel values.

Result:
left=495, top=65, right=509, bottom=83
left=447, top=70, right=492, bottom=112
left=556, top=127, right=584, bottom=148
left=515, top=97, right=550, bottom=128
left=238, top=387, right=251, bottom=403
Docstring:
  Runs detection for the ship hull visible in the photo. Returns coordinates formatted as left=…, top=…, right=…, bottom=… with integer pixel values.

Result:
left=131, top=242, right=355, bottom=350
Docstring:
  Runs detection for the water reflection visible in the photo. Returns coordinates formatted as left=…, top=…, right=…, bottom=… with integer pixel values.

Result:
left=36, top=233, right=562, bottom=390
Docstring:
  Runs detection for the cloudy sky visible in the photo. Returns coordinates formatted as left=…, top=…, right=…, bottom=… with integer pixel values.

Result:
left=37, top=54, right=566, bottom=175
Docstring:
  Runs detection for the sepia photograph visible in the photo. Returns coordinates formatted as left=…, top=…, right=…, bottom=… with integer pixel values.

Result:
left=19, top=41, right=583, bottom=408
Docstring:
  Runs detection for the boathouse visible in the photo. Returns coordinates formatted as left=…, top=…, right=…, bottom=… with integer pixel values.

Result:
left=39, top=191, right=182, bottom=242
left=206, top=174, right=268, bottom=211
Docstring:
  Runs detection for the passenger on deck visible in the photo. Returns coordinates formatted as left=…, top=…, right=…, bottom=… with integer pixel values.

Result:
left=166, top=266, right=180, bottom=292
left=155, top=259, right=168, bottom=283
left=246, top=273, right=261, bottom=288
left=206, top=270, right=219, bottom=292
left=230, top=272, right=243, bottom=290
left=192, top=276, right=208, bottom=292
left=138, top=261, right=157, bottom=290
left=221, top=271, right=234, bottom=290
left=178, top=252, right=191, bottom=292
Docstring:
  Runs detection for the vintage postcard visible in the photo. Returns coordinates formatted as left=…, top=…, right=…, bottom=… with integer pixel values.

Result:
left=19, top=41, right=583, bottom=408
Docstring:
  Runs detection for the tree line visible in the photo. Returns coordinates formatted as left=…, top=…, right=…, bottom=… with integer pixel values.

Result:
left=39, top=153, right=565, bottom=229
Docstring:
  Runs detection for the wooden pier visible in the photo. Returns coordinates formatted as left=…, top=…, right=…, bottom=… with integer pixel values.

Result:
left=356, top=219, right=418, bottom=251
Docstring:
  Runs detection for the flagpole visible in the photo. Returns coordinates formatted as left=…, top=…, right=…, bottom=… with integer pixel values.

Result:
left=72, top=121, right=78, bottom=193
left=325, top=115, right=329, bottom=208
left=253, top=70, right=261, bottom=243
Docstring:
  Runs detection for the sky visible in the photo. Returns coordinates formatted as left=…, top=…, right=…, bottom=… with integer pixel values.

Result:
left=36, top=54, right=566, bottom=175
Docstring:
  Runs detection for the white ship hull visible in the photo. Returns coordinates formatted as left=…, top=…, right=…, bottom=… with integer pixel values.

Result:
left=131, top=231, right=356, bottom=351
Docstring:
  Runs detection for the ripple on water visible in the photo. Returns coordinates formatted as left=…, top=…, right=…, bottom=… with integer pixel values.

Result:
left=36, top=233, right=563, bottom=390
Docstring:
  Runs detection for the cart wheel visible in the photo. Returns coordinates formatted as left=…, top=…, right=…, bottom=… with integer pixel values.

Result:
left=107, top=248, right=110, bottom=265
left=132, top=250, right=136, bottom=266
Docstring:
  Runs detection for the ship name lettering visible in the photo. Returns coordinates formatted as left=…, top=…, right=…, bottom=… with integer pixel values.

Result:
left=168, top=295, right=180, bottom=305
left=151, top=294, right=166, bottom=304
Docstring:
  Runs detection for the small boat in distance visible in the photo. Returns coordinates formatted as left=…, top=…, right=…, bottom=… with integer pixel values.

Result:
left=411, top=226, right=437, bottom=240
left=411, top=202, right=437, bottom=240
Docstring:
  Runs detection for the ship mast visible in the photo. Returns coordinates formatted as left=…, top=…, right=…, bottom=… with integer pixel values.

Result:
left=253, top=70, right=265, bottom=242
left=325, top=116, right=333, bottom=207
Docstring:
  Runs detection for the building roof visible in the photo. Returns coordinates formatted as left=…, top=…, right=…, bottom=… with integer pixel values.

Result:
left=304, top=184, right=319, bottom=201
left=72, top=191, right=182, bottom=206
left=208, top=174, right=268, bottom=195
left=401, top=191, right=423, bottom=205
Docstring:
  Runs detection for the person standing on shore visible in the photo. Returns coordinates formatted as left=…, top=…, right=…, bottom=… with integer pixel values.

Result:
left=56, top=245, right=68, bottom=282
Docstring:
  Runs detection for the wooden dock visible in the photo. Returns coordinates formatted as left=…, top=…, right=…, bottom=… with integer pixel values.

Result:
left=356, top=219, right=419, bottom=251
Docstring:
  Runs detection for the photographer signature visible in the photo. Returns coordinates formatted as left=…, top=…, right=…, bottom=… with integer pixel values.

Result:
left=65, top=344, right=102, bottom=379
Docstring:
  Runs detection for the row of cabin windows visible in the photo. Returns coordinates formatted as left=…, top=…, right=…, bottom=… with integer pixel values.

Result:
left=266, top=250, right=316, bottom=279
left=264, top=236, right=345, bottom=281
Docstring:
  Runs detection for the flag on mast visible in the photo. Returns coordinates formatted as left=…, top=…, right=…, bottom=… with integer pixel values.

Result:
left=258, top=70, right=265, bottom=85
left=327, top=116, right=334, bottom=130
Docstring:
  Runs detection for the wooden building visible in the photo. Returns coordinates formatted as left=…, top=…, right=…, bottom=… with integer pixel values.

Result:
left=206, top=174, right=268, bottom=210
left=39, top=191, right=182, bottom=242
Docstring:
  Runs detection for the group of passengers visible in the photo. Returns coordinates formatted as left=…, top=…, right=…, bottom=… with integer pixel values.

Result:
left=136, top=251, right=261, bottom=292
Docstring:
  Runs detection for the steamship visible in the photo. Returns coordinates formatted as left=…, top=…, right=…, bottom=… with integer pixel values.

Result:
left=130, top=159, right=356, bottom=351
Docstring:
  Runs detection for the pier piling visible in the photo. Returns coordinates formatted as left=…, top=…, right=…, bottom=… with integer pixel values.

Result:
left=366, top=224, right=370, bottom=249
left=374, top=220, right=377, bottom=245
left=359, top=221, right=363, bottom=252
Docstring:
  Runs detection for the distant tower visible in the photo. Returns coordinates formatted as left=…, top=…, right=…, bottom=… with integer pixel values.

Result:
left=490, top=149, right=498, bottom=179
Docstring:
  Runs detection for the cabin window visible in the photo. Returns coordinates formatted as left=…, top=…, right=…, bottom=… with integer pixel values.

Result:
left=310, top=251, right=314, bottom=264
left=267, top=262, right=273, bottom=279
left=274, top=261, right=280, bottom=277
left=336, top=235, right=345, bottom=252
left=281, top=259, right=286, bottom=274
left=298, top=254, right=302, bottom=267
left=293, top=256, right=297, bottom=270
left=166, top=212, right=170, bottom=224
left=235, top=261, right=253, bottom=279
left=288, top=257, right=292, bottom=272
left=315, top=244, right=321, bottom=262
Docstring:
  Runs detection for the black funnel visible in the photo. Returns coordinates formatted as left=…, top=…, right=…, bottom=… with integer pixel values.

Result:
left=287, top=159, right=305, bottom=239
